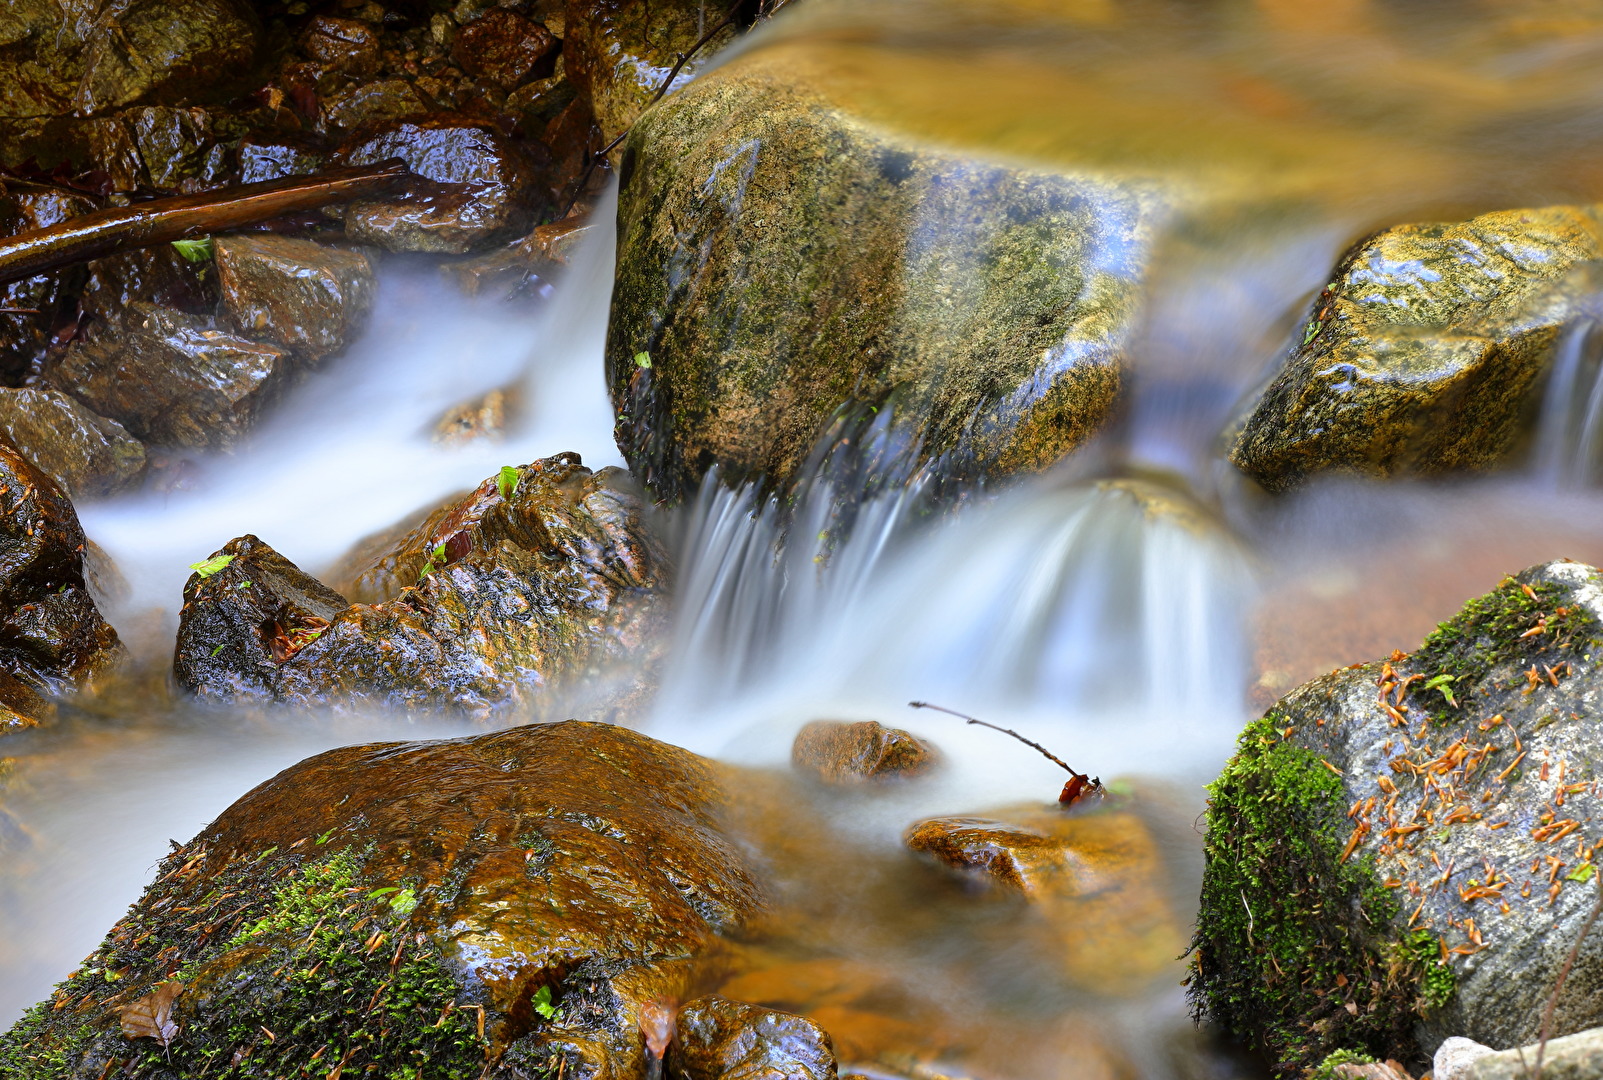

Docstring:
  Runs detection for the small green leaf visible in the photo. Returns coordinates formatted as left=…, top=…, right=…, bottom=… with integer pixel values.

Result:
left=1423, top=674, right=1458, bottom=707
left=1301, top=319, right=1323, bottom=345
left=235, top=580, right=252, bottom=589
left=368, top=887, right=399, bottom=898
left=418, top=542, right=448, bottom=582
left=497, top=465, right=519, bottom=502
left=209, top=644, right=225, bottom=657
left=315, top=829, right=334, bottom=845
left=188, top=554, right=234, bottom=578
left=533, top=984, right=557, bottom=1020
left=633, top=351, right=652, bottom=369
left=1568, top=864, right=1596, bottom=883
left=171, top=237, right=214, bottom=262
left=389, top=887, right=418, bottom=916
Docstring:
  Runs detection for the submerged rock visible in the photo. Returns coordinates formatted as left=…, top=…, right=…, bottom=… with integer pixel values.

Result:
left=1230, top=206, right=1603, bottom=491
left=214, top=235, right=377, bottom=364
left=50, top=304, right=296, bottom=450
left=337, top=118, right=543, bottom=253
left=0, top=388, right=146, bottom=497
left=0, top=721, right=765, bottom=1077
left=1191, top=560, right=1603, bottom=1070
left=609, top=50, right=1158, bottom=500
left=174, top=454, right=668, bottom=715
left=904, top=805, right=1185, bottom=994
left=791, top=721, right=939, bottom=785
left=0, top=443, right=121, bottom=701
left=670, top=996, right=838, bottom=1080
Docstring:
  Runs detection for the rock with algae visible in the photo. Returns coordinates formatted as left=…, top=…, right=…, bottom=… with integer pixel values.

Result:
left=790, top=720, right=940, bottom=785
left=1191, top=559, right=1603, bottom=1072
left=608, top=47, right=1162, bottom=502
left=1230, top=205, right=1603, bottom=491
left=0, top=721, right=765, bottom=1079
left=173, top=453, right=668, bottom=716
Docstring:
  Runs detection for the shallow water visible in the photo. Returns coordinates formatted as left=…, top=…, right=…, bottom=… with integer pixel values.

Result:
left=9, top=0, right=1603, bottom=1073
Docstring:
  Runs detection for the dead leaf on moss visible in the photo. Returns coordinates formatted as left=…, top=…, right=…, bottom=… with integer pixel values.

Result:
left=119, top=980, right=183, bottom=1046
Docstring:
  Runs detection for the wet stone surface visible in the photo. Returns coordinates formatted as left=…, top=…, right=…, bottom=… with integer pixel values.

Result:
left=214, top=234, right=377, bottom=364
left=0, top=388, right=146, bottom=498
left=670, top=996, right=839, bottom=1080
left=791, top=721, right=939, bottom=785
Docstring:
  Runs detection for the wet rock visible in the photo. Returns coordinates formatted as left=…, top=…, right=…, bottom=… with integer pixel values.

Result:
left=0, top=182, right=98, bottom=383
left=565, top=0, right=737, bottom=142
left=237, top=136, right=326, bottom=183
left=904, top=805, right=1185, bottom=993
left=51, top=305, right=295, bottom=451
left=80, top=244, right=215, bottom=326
left=75, top=0, right=261, bottom=115
left=453, top=9, right=557, bottom=89
left=0, top=0, right=99, bottom=121
left=610, top=52, right=1158, bottom=501
left=300, top=15, right=382, bottom=78
left=1191, top=560, right=1603, bottom=1070
left=670, top=996, right=838, bottom=1080
left=214, top=235, right=377, bottom=363
left=508, top=69, right=578, bottom=132
left=0, top=389, right=146, bottom=498
left=443, top=215, right=592, bottom=298
left=0, top=443, right=121, bottom=697
left=337, top=118, right=543, bottom=252
left=321, top=78, right=432, bottom=132
left=791, top=720, right=939, bottom=785
left=175, top=453, right=669, bottom=715
left=0, top=721, right=765, bottom=1075
left=0, top=670, right=55, bottom=734
left=1230, top=206, right=1603, bottom=491
left=121, top=106, right=231, bottom=190
left=431, top=385, right=520, bottom=444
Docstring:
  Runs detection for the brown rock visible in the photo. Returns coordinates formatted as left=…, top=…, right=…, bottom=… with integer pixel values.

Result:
left=174, top=454, right=670, bottom=716
left=122, top=106, right=229, bottom=190
left=236, top=136, right=326, bottom=184
left=337, top=118, right=544, bottom=253
left=0, top=721, right=765, bottom=1074
left=0, top=669, right=55, bottom=734
left=904, top=806, right=1185, bottom=993
left=790, top=721, right=939, bottom=785
left=0, top=182, right=97, bottom=383
left=0, top=388, right=146, bottom=498
left=441, top=215, right=593, bottom=298
left=80, top=243, right=215, bottom=327
left=430, top=385, right=519, bottom=444
left=0, top=442, right=122, bottom=698
left=214, top=235, right=377, bottom=364
left=74, top=0, right=261, bottom=115
left=300, top=16, right=381, bottom=77
left=321, top=79, right=432, bottom=133
left=51, top=305, right=296, bottom=450
left=453, top=9, right=557, bottom=89
left=670, top=996, right=838, bottom=1080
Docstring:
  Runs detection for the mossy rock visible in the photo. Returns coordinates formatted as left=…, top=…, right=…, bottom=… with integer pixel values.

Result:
left=0, top=721, right=765, bottom=1078
left=1191, top=559, right=1603, bottom=1072
left=1229, top=205, right=1603, bottom=491
left=607, top=48, right=1163, bottom=502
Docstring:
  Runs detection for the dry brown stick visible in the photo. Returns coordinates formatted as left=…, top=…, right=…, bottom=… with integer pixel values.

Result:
left=561, top=0, right=746, bottom=215
left=0, top=159, right=410, bottom=287
left=908, top=700, right=1095, bottom=779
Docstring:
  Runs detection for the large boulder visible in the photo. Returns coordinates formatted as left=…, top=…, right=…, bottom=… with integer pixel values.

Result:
left=608, top=49, right=1160, bottom=501
left=1191, top=560, right=1603, bottom=1071
left=214, top=235, right=377, bottom=364
left=174, top=453, right=669, bottom=716
left=0, top=442, right=121, bottom=705
left=0, top=721, right=766, bottom=1078
left=72, top=0, right=261, bottom=115
left=1229, top=206, right=1603, bottom=491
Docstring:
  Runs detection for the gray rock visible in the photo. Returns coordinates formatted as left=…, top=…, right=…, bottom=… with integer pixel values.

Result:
left=214, top=235, right=377, bottom=363
left=1460, top=1027, right=1603, bottom=1080
left=0, top=388, right=146, bottom=497
left=1191, top=559, right=1603, bottom=1068
left=51, top=304, right=296, bottom=450
left=1435, top=1036, right=1494, bottom=1080
left=1229, top=206, right=1603, bottom=491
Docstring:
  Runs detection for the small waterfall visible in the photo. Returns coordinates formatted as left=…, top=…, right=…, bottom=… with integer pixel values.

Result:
left=1532, top=319, right=1603, bottom=487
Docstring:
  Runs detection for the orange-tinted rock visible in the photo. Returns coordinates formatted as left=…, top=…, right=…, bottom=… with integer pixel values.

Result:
left=214, top=235, right=377, bottom=363
left=670, top=996, right=838, bottom=1080
left=300, top=16, right=381, bottom=77
left=74, top=0, right=261, bottom=114
left=791, top=721, right=939, bottom=785
left=453, top=9, right=557, bottom=90
left=0, top=721, right=765, bottom=1075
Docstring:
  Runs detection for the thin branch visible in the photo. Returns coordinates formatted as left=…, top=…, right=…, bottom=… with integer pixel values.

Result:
left=907, top=700, right=1095, bottom=780
left=0, top=160, right=410, bottom=287
left=560, top=0, right=746, bottom=216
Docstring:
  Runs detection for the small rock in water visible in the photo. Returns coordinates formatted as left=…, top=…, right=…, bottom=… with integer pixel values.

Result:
left=791, top=720, right=940, bottom=785
left=670, top=996, right=838, bottom=1080
left=451, top=8, right=556, bottom=90
left=0, top=388, right=146, bottom=497
left=214, top=234, right=377, bottom=364
left=1191, top=559, right=1603, bottom=1069
left=430, top=385, right=519, bottom=445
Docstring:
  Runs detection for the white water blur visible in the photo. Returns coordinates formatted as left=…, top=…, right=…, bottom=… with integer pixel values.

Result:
left=78, top=184, right=623, bottom=629
left=1533, top=318, right=1603, bottom=487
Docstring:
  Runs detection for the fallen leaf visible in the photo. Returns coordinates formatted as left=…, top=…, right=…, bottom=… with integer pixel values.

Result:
left=119, top=980, right=183, bottom=1047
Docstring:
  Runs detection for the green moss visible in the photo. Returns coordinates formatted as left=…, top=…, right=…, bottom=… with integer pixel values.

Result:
left=0, top=847, right=501, bottom=1080
left=1403, top=928, right=1455, bottom=1011
left=1309, top=1048, right=1377, bottom=1080
left=1188, top=715, right=1432, bottom=1073
left=1409, top=577, right=1598, bottom=724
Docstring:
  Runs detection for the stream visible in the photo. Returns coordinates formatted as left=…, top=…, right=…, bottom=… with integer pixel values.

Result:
left=10, top=1, right=1603, bottom=1076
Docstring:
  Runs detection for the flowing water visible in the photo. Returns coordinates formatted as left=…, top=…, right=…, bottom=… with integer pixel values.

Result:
left=12, top=1, right=1603, bottom=1074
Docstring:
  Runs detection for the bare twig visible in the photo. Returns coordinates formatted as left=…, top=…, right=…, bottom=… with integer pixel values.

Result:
left=1522, top=870, right=1603, bottom=1080
left=907, top=702, right=1102, bottom=808
left=560, top=0, right=746, bottom=216
left=0, top=307, right=40, bottom=314
left=0, top=160, right=410, bottom=287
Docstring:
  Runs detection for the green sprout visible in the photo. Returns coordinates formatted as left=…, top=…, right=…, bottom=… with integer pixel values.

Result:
left=633, top=351, right=652, bottom=369
left=389, top=888, right=418, bottom=916
left=533, top=985, right=557, bottom=1020
left=188, top=554, right=234, bottom=578
left=418, top=542, right=448, bottom=582
left=1422, top=674, right=1457, bottom=708
left=496, top=465, right=519, bottom=502
left=171, top=237, right=214, bottom=262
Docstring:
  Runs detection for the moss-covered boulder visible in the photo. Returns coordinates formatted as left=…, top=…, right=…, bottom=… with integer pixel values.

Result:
left=608, top=49, right=1161, bottom=501
left=0, top=720, right=766, bottom=1078
left=1229, top=206, right=1603, bottom=491
left=174, top=453, right=668, bottom=717
left=1191, top=559, right=1603, bottom=1071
